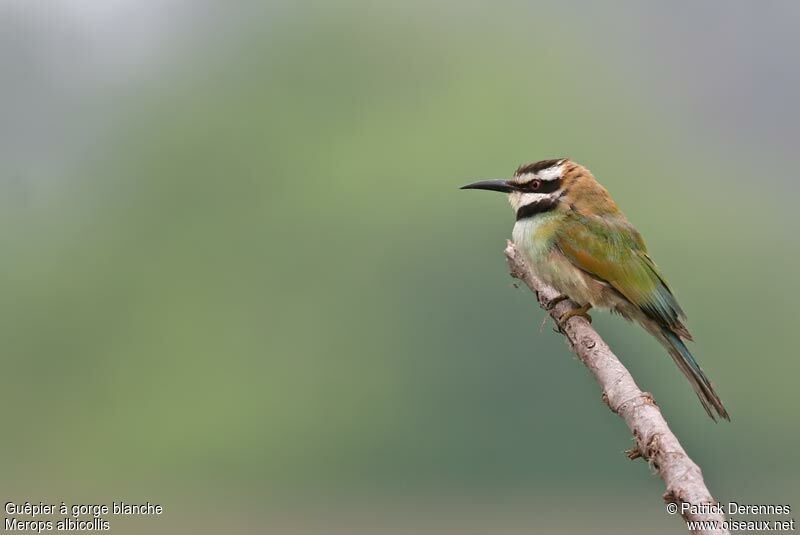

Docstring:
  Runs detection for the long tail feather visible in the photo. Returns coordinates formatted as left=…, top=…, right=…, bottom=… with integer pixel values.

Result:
left=659, top=328, right=730, bottom=421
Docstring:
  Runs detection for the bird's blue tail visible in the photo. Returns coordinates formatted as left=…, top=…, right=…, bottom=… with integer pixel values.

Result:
left=660, top=328, right=729, bottom=421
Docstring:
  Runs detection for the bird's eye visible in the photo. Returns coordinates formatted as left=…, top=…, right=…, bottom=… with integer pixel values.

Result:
left=530, top=179, right=542, bottom=190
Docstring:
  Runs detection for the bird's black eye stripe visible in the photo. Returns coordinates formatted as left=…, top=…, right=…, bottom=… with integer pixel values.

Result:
left=518, top=177, right=562, bottom=194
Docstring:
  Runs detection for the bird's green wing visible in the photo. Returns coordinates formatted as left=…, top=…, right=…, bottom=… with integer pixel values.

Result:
left=554, top=212, right=688, bottom=335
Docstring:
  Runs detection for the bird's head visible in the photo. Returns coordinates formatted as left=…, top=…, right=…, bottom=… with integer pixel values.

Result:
left=461, top=158, right=615, bottom=219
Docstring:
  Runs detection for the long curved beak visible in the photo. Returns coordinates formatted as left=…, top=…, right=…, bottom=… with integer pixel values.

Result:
left=460, top=179, right=513, bottom=193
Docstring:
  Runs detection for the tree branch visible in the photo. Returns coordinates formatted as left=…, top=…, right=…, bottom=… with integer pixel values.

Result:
left=504, top=241, right=728, bottom=535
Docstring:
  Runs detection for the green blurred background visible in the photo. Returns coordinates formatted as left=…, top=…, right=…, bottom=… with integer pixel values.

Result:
left=2, top=1, right=799, bottom=533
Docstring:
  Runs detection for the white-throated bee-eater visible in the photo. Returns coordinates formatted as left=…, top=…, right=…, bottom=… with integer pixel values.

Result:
left=462, top=158, right=729, bottom=421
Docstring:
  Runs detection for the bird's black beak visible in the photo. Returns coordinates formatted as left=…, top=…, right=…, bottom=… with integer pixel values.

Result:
left=460, top=179, right=514, bottom=193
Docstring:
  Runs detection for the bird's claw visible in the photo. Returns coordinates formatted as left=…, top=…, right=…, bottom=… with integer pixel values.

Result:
left=545, top=294, right=570, bottom=311
left=557, top=303, right=593, bottom=327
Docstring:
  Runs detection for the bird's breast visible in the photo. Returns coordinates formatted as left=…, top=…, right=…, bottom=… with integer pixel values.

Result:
left=512, top=213, right=560, bottom=262
left=512, top=213, right=607, bottom=307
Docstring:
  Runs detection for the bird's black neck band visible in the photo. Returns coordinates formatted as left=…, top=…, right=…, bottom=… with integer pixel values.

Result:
left=516, top=198, right=557, bottom=220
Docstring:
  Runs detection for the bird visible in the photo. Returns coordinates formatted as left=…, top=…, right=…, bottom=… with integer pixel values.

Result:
left=461, top=158, right=729, bottom=421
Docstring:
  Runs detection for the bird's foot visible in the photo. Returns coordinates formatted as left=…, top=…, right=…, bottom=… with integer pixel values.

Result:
left=558, top=303, right=593, bottom=327
left=545, top=294, right=570, bottom=311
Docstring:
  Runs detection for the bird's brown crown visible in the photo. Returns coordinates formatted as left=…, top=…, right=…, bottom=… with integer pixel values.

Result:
left=514, top=158, right=567, bottom=177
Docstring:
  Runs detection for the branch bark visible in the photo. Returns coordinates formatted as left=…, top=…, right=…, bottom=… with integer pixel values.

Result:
left=504, top=241, right=728, bottom=535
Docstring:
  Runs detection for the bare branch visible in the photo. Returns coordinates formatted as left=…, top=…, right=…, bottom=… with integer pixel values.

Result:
left=505, top=241, right=728, bottom=535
